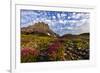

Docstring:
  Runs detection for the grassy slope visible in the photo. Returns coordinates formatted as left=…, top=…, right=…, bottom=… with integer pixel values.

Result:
left=21, top=33, right=89, bottom=62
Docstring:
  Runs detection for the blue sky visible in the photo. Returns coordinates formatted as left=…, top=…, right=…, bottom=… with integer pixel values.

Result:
left=20, top=9, right=90, bottom=36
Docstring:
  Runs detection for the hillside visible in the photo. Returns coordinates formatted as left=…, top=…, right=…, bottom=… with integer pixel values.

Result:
left=21, top=22, right=59, bottom=37
left=21, top=22, right=90, bottom=63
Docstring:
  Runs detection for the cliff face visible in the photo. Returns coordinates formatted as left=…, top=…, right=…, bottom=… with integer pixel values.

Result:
left=21, top=22, right=58, bottom=37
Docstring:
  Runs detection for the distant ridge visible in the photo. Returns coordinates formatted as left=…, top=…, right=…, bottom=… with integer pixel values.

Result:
left=59, top=33, right=89, bottom=38
left=21, top=22, right=89, bottom=38
left=79, top=33, right=89, bottom=36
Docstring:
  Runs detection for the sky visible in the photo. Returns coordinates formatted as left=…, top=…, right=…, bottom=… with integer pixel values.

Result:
left=20, top=9, right=90, bottom=36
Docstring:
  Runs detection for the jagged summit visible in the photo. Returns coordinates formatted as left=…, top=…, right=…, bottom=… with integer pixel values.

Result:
left=21, top=22, right=58, bottom=37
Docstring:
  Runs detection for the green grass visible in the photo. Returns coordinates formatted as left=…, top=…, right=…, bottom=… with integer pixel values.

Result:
left=21, top=34, right=55, bottom=50
left=21, top=34, right=89, bottom=62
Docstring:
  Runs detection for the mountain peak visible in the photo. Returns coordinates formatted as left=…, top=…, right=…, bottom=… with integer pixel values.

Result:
left=21, top=22, right=58, bottom=37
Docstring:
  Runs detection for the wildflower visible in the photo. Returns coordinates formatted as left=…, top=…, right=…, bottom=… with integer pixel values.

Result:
left=21, top=48, right=39, bottom=62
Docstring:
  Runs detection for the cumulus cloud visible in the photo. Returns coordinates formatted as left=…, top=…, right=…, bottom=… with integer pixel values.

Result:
left=20, top=9, right=90, bottom=36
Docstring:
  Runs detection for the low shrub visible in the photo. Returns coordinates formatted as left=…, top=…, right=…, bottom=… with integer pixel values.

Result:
left=21, top=48, right=39, bottom=62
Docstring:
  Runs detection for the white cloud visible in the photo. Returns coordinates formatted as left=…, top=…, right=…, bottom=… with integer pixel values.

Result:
left=59, top=20, right=64, bottom=23
left=63, top=20, right=67, bottom=24
left=45, top=19, right=51, bottom=22
left=57, top=13, right=61, bottom=19
left=63, top=27, right=73, bottom=30
left=76, top=19, right=89, bottom=27
left=67, top=16, right=71, bottom=19
left=71, top=12, right=77, bottom=18
left=52, top=15, right=56, bottom=19
left=61, top=13, right=67, bottom=17
left=71, top=20, right=89, bottom=34
left=21, top=10, right=90, bottom=35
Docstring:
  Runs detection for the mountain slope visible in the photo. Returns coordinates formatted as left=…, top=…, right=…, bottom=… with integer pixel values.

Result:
left=21, top=22, right=58, bottom=37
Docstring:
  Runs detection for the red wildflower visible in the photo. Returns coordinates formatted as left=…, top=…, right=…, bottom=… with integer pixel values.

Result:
left=21, top=48, right=39, bottom=62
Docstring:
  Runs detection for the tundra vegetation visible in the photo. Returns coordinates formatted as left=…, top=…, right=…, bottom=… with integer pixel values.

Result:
left=21, top=22, right=89, bottom=63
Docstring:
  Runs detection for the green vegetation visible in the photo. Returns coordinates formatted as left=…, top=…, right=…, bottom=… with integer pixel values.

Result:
left=21, top=22, right=89, bottom=63
left=21, top=33, right=89, bottom=63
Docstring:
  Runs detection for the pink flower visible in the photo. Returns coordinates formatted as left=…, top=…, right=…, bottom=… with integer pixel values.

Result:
left=21, top=48, right=39, bottom=62
left=47, top=42, right=60, bottom=54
